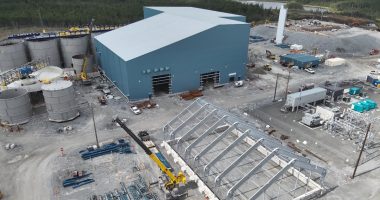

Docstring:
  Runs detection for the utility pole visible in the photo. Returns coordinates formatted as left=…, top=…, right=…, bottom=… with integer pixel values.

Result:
left=351, top=123, right=371, bottom=179
left=91, top=105, right=100, bottom=148
left=284, top=70, right=290, bottom=102
left=273, top=73, right=279, bottom=102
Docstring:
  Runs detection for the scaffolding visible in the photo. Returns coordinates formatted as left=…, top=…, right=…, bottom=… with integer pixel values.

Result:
left=162, top=99, right=326, bottom=200
left=0, top=59, right=50, bottom=87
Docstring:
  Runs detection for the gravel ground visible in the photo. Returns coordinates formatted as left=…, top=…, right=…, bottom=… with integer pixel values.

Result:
left=252, top=24, right=380, bottom=57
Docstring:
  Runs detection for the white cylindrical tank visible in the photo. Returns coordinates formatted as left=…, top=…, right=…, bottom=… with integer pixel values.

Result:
left=27, top=38, right=61, bottom=67
left=0, top=88, right=32, bottom=125
left=60, top=35, right=88, bottom=68
left=72, top=54, right=94, bottom=75
left=42, top=80, right=79, bottom=122
left=0, top=39, right=28, bottom=72
left=72, top=54, right=85, bottom=75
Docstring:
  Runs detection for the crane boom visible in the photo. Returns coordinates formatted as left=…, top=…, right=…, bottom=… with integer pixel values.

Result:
left=115, top=118, right=186, bottom=189
left=81, top=18, right=94, bottom=83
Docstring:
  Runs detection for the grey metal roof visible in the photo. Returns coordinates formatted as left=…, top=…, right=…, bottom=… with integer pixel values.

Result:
left=95, top=7, right=247, bottom=62
left=147, top=6, right=244, bottom=22
left=287, top=87, right=327, bottom=99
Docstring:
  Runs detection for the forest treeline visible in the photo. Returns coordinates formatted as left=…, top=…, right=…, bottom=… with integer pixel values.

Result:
left=0, top=0, right=277, bottom=27
left=285, top=0, right=380, bottom=20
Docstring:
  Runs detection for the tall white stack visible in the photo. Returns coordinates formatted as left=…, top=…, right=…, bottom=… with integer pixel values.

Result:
left=275, top=6, right=288, bottom=45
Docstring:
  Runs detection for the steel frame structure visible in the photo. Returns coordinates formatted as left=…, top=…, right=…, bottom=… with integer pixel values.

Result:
left=162, top=99, right=326, bottom=200
left=325, top=109, right=377, bottom=148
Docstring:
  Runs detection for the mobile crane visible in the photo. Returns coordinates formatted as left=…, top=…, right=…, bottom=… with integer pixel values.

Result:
left=80, top=18, right=94, bottom=85
left=115, top=118, right=187, bottom=199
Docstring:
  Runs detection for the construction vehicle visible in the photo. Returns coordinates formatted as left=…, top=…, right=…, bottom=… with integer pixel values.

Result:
left=80, top=18, right=95, bottom=85
left=369, top=49, right=379, bottom=56
left=246, top=63, right=255, bottom=68
left=138, top=131, right=151, bottom=141
left=266, top=50, right=276, bottom=60
left=234, top=80, right=244, bottom=87
left=98, top=95, right=107, bottom=105
left=263, top=64, right=272, bottom=71
left=115, top=118, right=187, bottom=199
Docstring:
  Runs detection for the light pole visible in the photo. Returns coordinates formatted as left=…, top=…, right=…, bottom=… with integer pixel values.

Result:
left=273, top=73, right=279, bottom=102
left=91, top=105, right=100, bottom=148
left=351, top=123, right=371, bottom=179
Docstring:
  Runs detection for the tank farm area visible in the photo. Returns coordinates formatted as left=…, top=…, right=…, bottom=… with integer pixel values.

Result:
left=0, top=5, right=380, bottom=200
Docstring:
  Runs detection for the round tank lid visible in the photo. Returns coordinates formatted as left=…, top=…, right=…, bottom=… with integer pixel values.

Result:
left=42, top=80, right=73, bottom=91
left=30, top=66, right=63, bottom=82
left=7, top=78, right=42, bottom=92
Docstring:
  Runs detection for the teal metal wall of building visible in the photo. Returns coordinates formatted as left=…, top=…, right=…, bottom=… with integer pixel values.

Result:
left=95, top=9, right=249, bottom=100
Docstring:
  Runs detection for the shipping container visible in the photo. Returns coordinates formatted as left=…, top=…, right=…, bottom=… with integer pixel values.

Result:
left=323, top=85, right=344, bottom=101
left=351, top=99, right=377, bottom=113
left=366, top=75, right=375, bottom=84
left=285, top=87, right=327, bottom=111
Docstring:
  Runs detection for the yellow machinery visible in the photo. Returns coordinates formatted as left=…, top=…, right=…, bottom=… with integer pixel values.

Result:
left=263, top=64, right=272, bottom=71
left=115, top=118, right=187, bottom=192
left=266, top=50, right=276, bottom=60
left=80, top=56, right=88, bottom=80
left=80, top=18, right=95, bottom=85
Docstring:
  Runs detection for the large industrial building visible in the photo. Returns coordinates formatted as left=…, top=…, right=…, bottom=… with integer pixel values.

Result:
left=95, top=7, right=250, bottom=100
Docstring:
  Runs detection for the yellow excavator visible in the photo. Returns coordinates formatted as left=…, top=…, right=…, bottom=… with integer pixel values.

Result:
left=115, top=118, right=187, bottom=199
left=266, top=50, right=276, bottom=60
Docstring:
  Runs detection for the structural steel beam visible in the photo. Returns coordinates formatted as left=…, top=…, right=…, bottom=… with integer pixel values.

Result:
left=277, top=149, right=310, bottom=163
left=293, top=160, right=327, bottom=179
left=194, top=122, right=238, bottom=161
left=249, top=159, right=296, bottom=200
left=204, top=130, right=250, bottom=175
left=164, top=100, right=199, bottom=131
left=227, top=148, right=279, bottom=199
left=169, top=103, right=209, bottom=140
left=177, top=109, right=217, bottom=144
left=184, top=116, right=228, bottom=157
left=215, top=138, right=264, bottom=185
left=233, top=129, right=326, bottom=186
